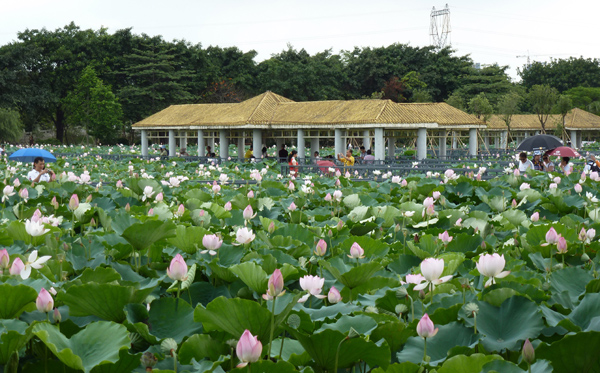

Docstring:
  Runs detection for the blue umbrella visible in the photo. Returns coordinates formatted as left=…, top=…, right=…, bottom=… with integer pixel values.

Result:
left=9, top=148, right=57, bottom=163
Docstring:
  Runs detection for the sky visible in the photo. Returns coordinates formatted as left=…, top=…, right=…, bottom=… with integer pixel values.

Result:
left=1, top=0, right=598, bottom=81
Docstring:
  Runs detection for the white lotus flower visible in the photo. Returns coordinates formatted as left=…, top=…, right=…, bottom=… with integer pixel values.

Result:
left=476, top=253, right=510, bottom=287
left=20, top=250, right=52, bottom=280
left=141, top=186, right=155, bottom=201
left=235, top=227, right=255, bottom=245
left=298, top=275, right=327, bottom=302
left=25, top=219, right=50, bottom=237
left=413, top=258, right=453, bottom=292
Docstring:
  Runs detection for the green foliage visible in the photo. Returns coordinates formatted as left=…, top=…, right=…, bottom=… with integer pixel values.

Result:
left=519, top=57, right=600, bottom=92
left=528, top=84, right=559, bottom=133
left=468, top=93, right=493, bottom=122
left=0, top=108, right=24, bottom=142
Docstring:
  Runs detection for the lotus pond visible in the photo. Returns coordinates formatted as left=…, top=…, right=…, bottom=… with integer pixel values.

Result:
left=1, top=150, right=600, bottom=373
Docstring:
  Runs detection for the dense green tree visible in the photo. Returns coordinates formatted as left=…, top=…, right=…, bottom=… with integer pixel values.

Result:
left=553, top=95, right=573, bottom=140
left=497, top=91, right=523, bottom=144
left=452, top=64, right=514, bottom=107
left=468, top=93, right=493, bottom=122
left=63, top=66, right=123, bottom=144
left=519, top=57, right=600, bottom=92
left=0, top=108, right=24, bottom=143
left=445, top=92, right=466, bottom=110
left=563, top=87, right=600, bottom=114
left=528, top=85, right=559, bottom=133
left=255, top=46, right=348, bottom=101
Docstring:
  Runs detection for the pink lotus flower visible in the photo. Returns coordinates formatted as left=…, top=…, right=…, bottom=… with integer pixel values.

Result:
left=432, top=191, right=441, bottom=200
left=401, top=179, right=408, bottom=187
left=116, top=180, right=123, bottom=188
left=514, top=169, right=520, bottom=176
left=405, top=274, right=426, bottom=284
left=201, top=234, right=223, bottom=255
left=36, top=288, right=54, bottom=313
left=298, top=275, right=326, bottom=302
left=174, top=204, right=185, bottom=218
left=553, top=177, right=561, bottom=184
left=332, top=190, right=343, bottom=202
left=0, top=249, right=9, bottom=270
left=288, top=202, right=297, bottom=211
left=423, top=197, right=434, bottom=208
left=414, top=258, right=453, bottom=291
left=347, top=242, right=365, bottom=259
left=575, top=184, right=582, bottom=193
left=236, top=330, right=262, bottom=367
left=455, top=218, right=462, bottom=227
left=247, top=190, right=254, bottom=198
left=288, top=182, right=295, bottom=191
left=68, top=194, right=79, bottom=211
left=125, top=203, right=131, bottom=212
left=556, top=235, right=568, bottom=254
left=314, top=239, right=327, bottom=256
left=148, top=208, right=154, bottom=216
left=417, top=313, right=438, bottom=339
left=268, top=221, right=275, bottom=234
left=327, top=286, right=342, bottom=304
left=511, top=199, right=517, bottom=208
left=212, top=181, right=221, bottom=194
left=13, top=178, right=20, bottom=187
left=155, top=192, right=164, bottom=202
left=243, top=205, right=255, bottom=221
left=545, top=227, right=559, bottom=245
left=438, top=231, right=453, bottom=245
left=324, top=193, right=332, bottom=202
left=167, top=254, right=187, bottom=281
left=235, top=227, right=255, bottom=244
left=224, top=201, right=232, bottom=211
left=19, top=188, right=29, bottom=201
left=531, top=212, right=539, bottom=222
left=520, top=183, right=530, bottom=191
left=263, top=268, right=285, bottom=300
left=9, top=257, right=25, bottom=276
left=476, top=253, right=511, bottom=287
left=549, top=183, right=558, bottom=190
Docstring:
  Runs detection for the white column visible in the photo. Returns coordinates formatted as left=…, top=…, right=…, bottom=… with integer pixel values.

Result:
left=253, top=129, right=262, bottom=158
left=363, top=130, right=370, bottom=150
left=484, top=132, right=490, bottom=148
left=334, top=129, right=343, bottom=158
left=310, top=137, right=320, bottom=160
left=374, top=128, right=385, bottom=161
left=452, top=131, right=458, bottom=149
left=181, top=133, right=187, bottom=151
left=502, top=131, right=508, bottom=149
left=417, top=128, right=427, bottom=160
left=197, top=130, right=205, bottom=156
left=469, top=129, right=478, bottom=157
left=168, top=130, right=175, bottom=157
left=237, top=135, right=245, bottom=160
left=494, top=132, right=500, bottom=148
left=571, top=130, right=577, bottom=148
left=297, top=129, right=305, bottom=162
left=577, top=132, right=583, bottom=148
left=439, top=130, right=447, bottom=160
left=387, top=137, right=396, bottom=158
left=219, top=130, right=229, bottom=160
left=524, top=131, right=530, bottom=139
left=141, top=130, right=148, bottom=157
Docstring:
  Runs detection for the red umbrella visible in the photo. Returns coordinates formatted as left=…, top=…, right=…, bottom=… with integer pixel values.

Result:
left=544, top=147, right=581, bottom=158
left=316, top=160, right=339, bottom=175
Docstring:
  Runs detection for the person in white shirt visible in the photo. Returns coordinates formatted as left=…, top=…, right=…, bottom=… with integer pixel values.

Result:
left=518, top=152, right=534, bottom=172
left=559, top=157, right=572, bottom=174
left=27, top=157, right=55, bottom=184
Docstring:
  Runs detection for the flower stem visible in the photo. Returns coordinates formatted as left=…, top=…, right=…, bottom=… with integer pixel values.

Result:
left=334, top=337, right=348, bottom=373
left=422, top=338, right=427, bottom=365
left=267, top=297, right=276, bottom=359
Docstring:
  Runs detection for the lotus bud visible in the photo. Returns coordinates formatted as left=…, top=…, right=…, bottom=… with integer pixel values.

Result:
left=52, top=307, right=61, bottom=323
left=86, top=195, right=92, bottom=203
left=438, top=231, right=453, bottom=245
left=125, top=203, right=130, bottom=212
left=175, top=204, right=184, bottom=217
left=337, top=220, right=343, bottom=230
left=236, top=330, right=262, bottom=368
left=324, top=193, right=332, bottom=202
left=327, top=286, right=342, bottom=304
left=288, top=181, right=295, bottom=191
left=545, top=227, right=558, bottom=245
left=522, top=339, right=535, bottom=365
left=315, top=239, right=327, bottom=256
left=263, top=268, right=285, bottom=300
left=587, top=228, right=596, bottom=241
left=575, top=183, right=583, bottom=193
left=9, top=257, right=24, bottom=276
left=432, top=191, right=441, bottom=200
left=511, top=199, right=517, bottom=208
left=335, top=179, right=341, bottom=186
left=167, top=254, right=187, bottom=281
left=224, top=201, right=232, bottom=211
left=89, top=218, right=96, bottom=227
left=556, top=235, right=568, bottom=253
left=531, top=212, right=539, bottom=222
left=288, top=202, right=297, bottom=211
left=19, top=188, right=28, bottom=200
left=0, top=249, right=9, bottom=269
left=141, top=352, right=158, bottom=369
left=348, top=242, right=365, bottom=259
left=394, top=224, right=401, bottom=233
left=401, top=179, right=408, bottom=187
left=116, top=180, right=123, bottom=188
left=148, top=208, right=154, bottom=216
left=243, top=205, right=254, bottom=221
left=13, top=178, right=20, bottom=187
left=51, top=196, right=59, bottom=209
left=247, top=190, right=254, bottom=198
left=416, top=313, right=438, bottom=339
left=155, top=192, right=164, bottom=202
left=161, top=338, right=178, bottom=357
left=579, top=228, right=587, bottom=242
left=36, top=288, right=54, bottom=313
left=268, top=221, right=275, bottom=234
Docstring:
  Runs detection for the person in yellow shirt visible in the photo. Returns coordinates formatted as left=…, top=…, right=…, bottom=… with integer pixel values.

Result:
left=337, top=149, right=355, bottom=166
left=244, top=146, right=254, bottom=161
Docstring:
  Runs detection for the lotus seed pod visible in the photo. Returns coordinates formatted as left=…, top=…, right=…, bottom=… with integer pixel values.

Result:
left=161, top=338, right=178, bottom=356
left=226, top=339, right=238, bottom=348
left=581, top=253, right=590, bottom=262
left=347, top=327, right=360, bottom=339
left=287, top=314, right=301, bottom=329
left=395, top=304, right=409, bottom=314
left=542, top=282, right=551, bottom=291
left=464, top=303, right=479, bottom=316
left=396, top=287, right=408, bottom=298
left=141, top=352, right=158, bottom=369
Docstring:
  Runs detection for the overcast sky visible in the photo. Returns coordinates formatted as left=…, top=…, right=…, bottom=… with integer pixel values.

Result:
left=1, top=0, right=598, bottom=81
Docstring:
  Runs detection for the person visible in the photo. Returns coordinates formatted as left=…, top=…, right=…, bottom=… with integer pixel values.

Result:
left=244, top=145, right=254, bottom=160
left=532, top=150, right=543, bottom=171
left=159, top=145, right=168, bottom=156
left=288, top=151, right=298, bottom=175
left=206, top=146, right=215, bottom=157
left=27, top=157, right=55, bottom=184
left=278, top=144, right=288, bottom=163
left=559, top=157, right=572, bottom=174
left=359, top=146, right=367, bottom=160
left=261, top=146, right=267, bottom=158
left=584, top=154, right=600, bottom=173
left=337, top=149, right=355, bottom=166
left=313, top=151, right=321, bottom=162
left=179, top=147, right=188, bottom=156
left=29, top=134, right=34, bottom=147
left=542, top=154, right=555, bottom=172
left=518, top=152, right=534, bottom=172
left=363, top=149, right=375, bottom=164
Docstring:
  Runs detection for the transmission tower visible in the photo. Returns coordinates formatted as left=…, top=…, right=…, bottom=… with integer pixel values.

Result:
left=430, top=4, right=451, bottom=49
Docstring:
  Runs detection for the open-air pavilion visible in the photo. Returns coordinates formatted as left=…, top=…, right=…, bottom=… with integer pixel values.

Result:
left=132, top=92, right=485, bottom=161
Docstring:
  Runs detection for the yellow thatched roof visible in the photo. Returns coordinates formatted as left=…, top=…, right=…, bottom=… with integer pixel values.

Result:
left=486, top=108, right=600, bottom=131
left=133, top=91, right=483, bottom=129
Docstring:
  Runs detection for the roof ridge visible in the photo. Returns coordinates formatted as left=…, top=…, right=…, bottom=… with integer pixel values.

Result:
left=246, top=92, right=271, bottom=122
left=375, top=100, right=390, bottom=120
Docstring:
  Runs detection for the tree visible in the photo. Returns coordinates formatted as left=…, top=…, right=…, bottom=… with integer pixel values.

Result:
left=445, top=92, right=466, bottom=110
left=468, top=93, right=493, bottom=122
left=452, top=64, right=514, bottom=107
left=63, top=66, right=123, bottom=144
left=563, top=87, right=600, bottom=114
left=554, top=95, right=573, bottom=140
left=519, top=57, right=600, bottom=92
left=0, top=108, right=24, bottom=143
left=528, top=85, right=558, bottom=133
left=497, top=92, right=523, bottom=145
left=412, top=89, right=433, bottom=103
